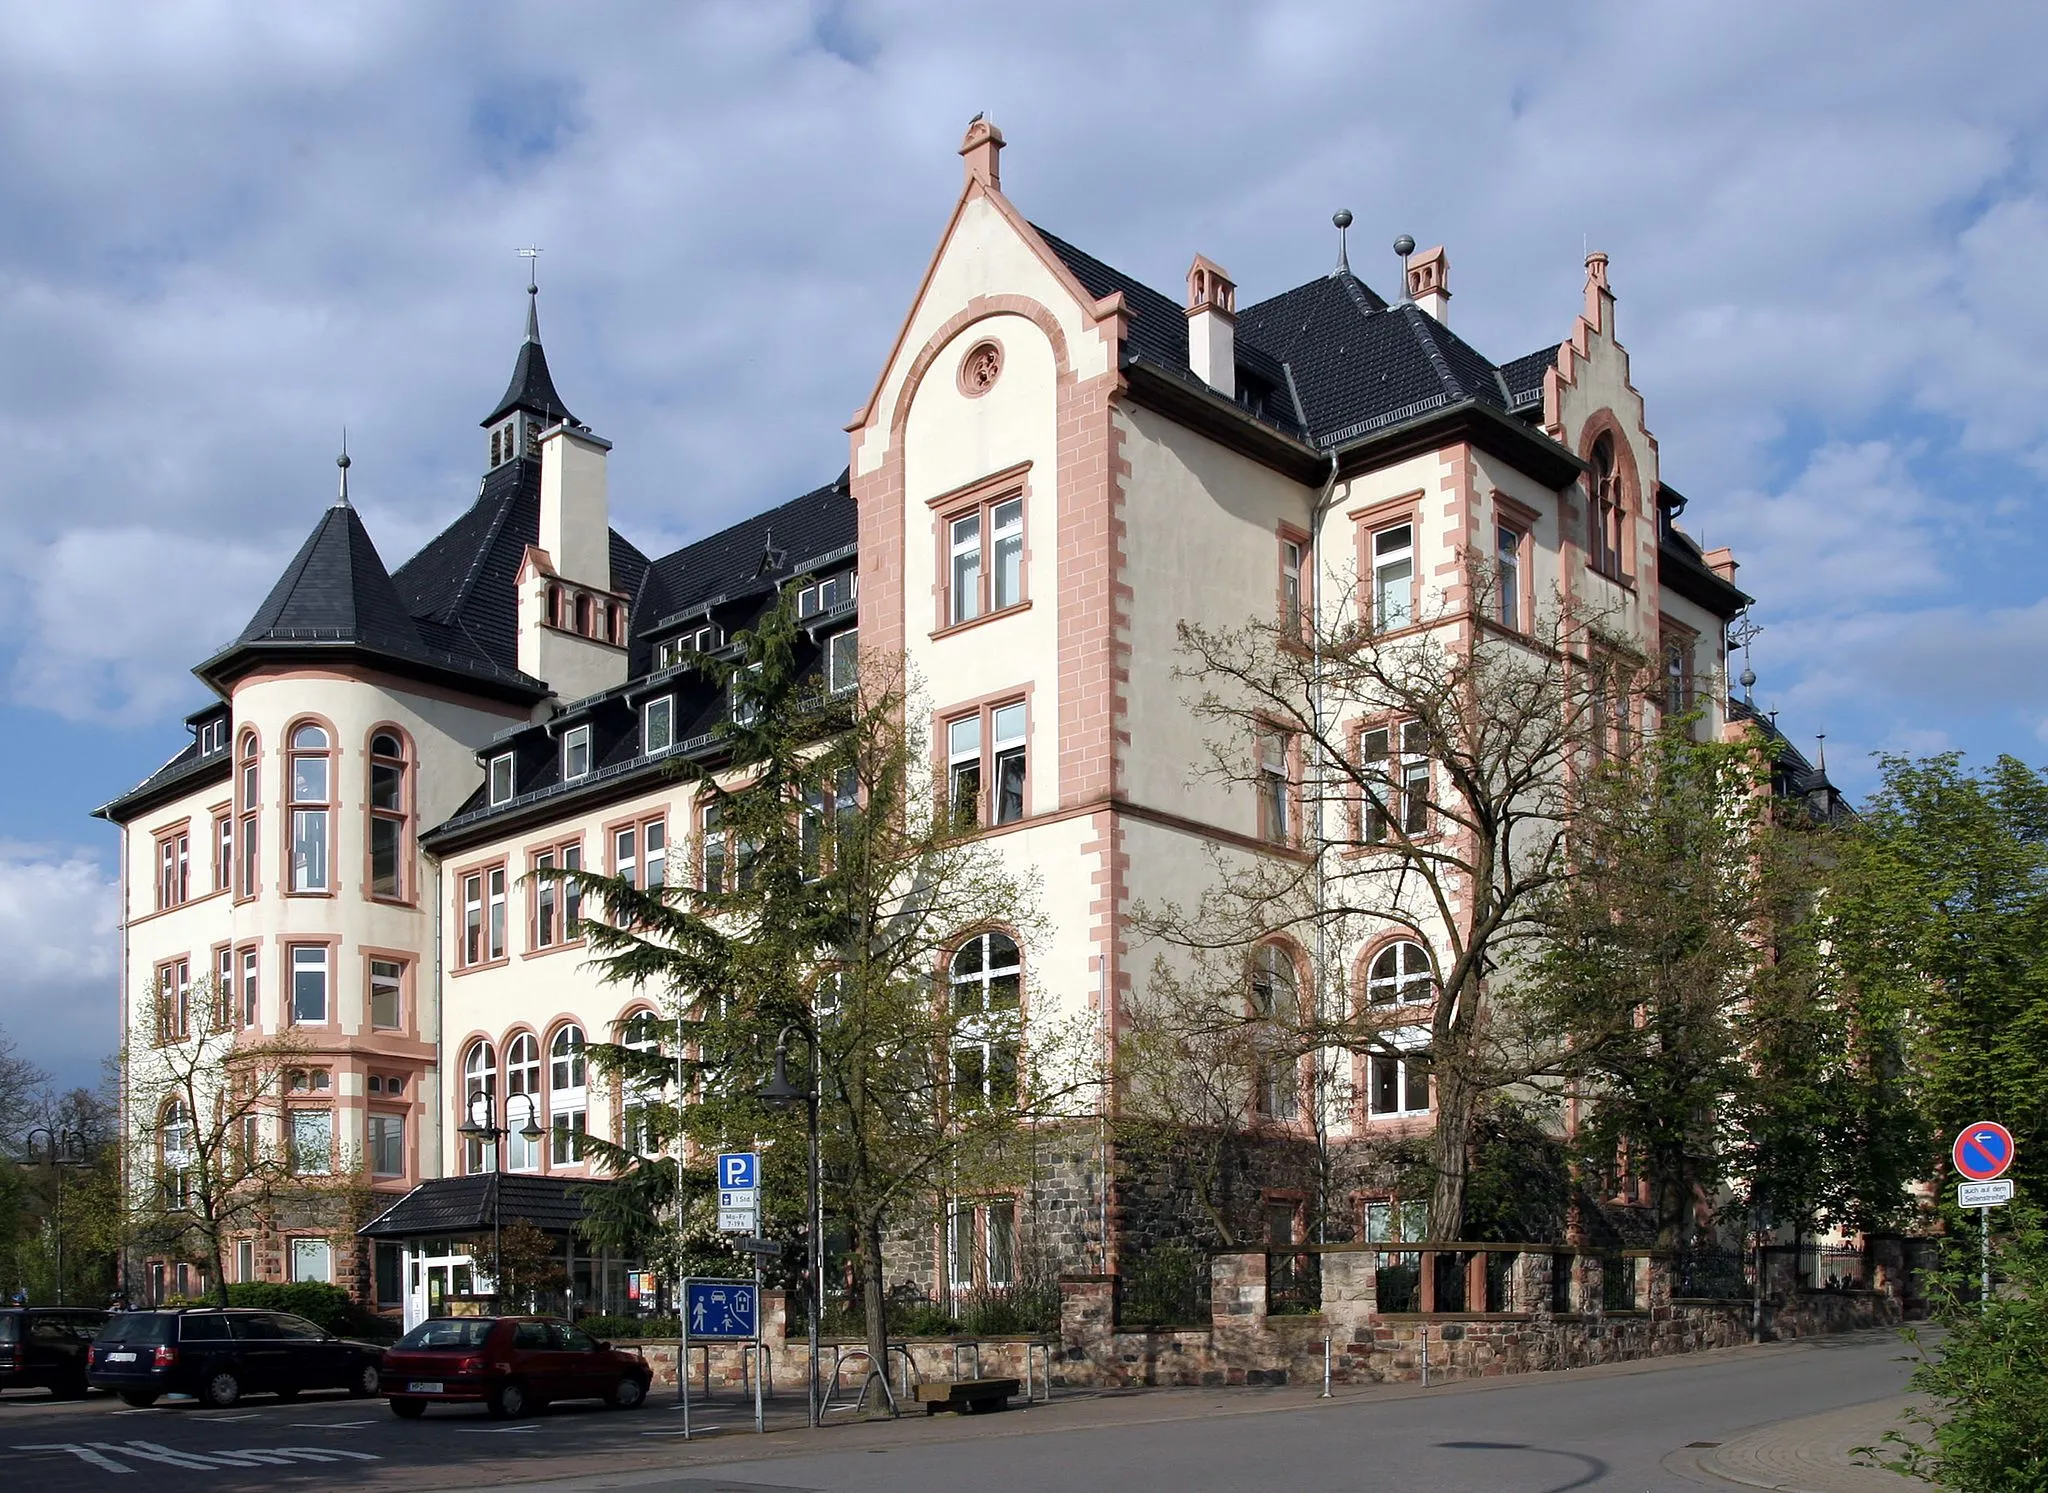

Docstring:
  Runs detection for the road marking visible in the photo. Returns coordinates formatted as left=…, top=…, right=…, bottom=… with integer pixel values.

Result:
left=195, top=1414, right=260, bottom=1422
left=295, top=1419, right=376, bottom=1427
left=458, top=1425, right=539, bottom=1434
left=15, top=1444, right=134, bottom=1474
left=16, top=1440, right=382, bottom=1474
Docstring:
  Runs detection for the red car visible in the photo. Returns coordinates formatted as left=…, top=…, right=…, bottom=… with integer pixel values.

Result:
left=381, top=1316, right=651, bottom=1419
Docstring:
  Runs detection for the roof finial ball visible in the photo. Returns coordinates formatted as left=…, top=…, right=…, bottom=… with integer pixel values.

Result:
left=334, top=440, right=353, bottom=509
left=1394, top=234, right=1416, bottom=302
left=1332, top=209, right=1353, bottom=275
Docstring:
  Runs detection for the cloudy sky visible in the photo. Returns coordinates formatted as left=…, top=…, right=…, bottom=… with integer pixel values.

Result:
left=3, top=1, right=2044, bottom=1087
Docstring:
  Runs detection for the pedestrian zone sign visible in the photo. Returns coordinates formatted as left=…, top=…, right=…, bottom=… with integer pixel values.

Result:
left=684, top=1279, right=756, bottom=1340
left=1953, top=1122, right=2015, bottom=1182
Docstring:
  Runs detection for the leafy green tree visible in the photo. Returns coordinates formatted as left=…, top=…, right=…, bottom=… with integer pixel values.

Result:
left=571, top=596, right=1089, bottom=1402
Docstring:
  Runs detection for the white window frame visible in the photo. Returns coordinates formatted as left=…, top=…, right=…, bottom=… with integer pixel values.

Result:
left=731, top=662, right=763, bottom=726
left=1258, top=729, right=1291, bottom=843
left=505, top=1032, right=542, bottom=1171
left=1496, top=523, right=1522, bottom=629
left=827, top=628, right=858, bottom=694
left=370, top=957, right=403, bottom=1030
left=1367, top=1027, right=1432, bottom=1118
left=561, top=726, right=592, bottom=782
left=487, top=867, right=508, bottom=961
left=644, top=695, right=675, bottom=755
left=289, top=944, right=328, bottom=1024
left=289, top=1109, right=333, bottom=1175
left=1365, top=941, right=1433, bottom=1008
left=488, top=753, right=515, bottom=806
left=1372, top=523, right=1414, bottom=631
left=369, top=1113, right=405, bottom=1178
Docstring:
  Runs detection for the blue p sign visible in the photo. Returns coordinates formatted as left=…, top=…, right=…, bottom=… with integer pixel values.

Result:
left=717, top=1152, right=758, bottom=1190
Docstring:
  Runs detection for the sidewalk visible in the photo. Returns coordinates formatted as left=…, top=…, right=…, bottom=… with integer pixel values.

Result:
left=1685, top=1395, right=1934, bottom=1493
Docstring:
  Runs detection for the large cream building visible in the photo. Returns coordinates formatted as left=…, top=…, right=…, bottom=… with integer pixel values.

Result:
left=98, top=121, right=1827, bottom=1322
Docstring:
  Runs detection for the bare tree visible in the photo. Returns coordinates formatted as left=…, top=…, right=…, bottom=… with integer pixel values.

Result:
left=122, top=976, right=357, bottom=1305
left=1147, top=557, right=1633, bottom=1239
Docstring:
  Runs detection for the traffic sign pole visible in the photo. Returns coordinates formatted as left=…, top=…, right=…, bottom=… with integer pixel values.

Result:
left=1953, top=1122, right=2018, bottom=1314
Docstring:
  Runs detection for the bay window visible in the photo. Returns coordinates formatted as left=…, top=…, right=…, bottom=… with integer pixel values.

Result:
left=288, top=723, right=331, bottom=892
left=289, top=944, right=328, bottom=1024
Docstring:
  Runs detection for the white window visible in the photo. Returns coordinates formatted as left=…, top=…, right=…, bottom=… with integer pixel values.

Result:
left=561, top=726, right=592, bottom=781
left=235, top=1239, right=256, bottom=1282
left=289, top=945, right=328, bottom=1024
left=198, top=717, right=226, bottom=755
left=827, top=628, right=858, bottom=694
left=947, top=715, right=982, bottom=829
left=369, top=1114, right=405, bottom=1177
left=369, top=732, right=407, bottom=900
left=986, top=1199, right=1016, bottom=1287
left=1497, top=524, right=1522, bottom=628
left=615, top=824, right=638, bottom=889
left=239, top=947, right=258, bottom=1028
left=991, top=703, right=1026, bottom=824
left=1373, top=524, right=1414, bottom=631
left=798, top=571, right=849, bottom=618
left=215, top=815, right=233, bottom=893
left=488, top=753, right=515, bottom=806
left=949, top=510, right=983, bottom=625
left=463, top=1042, right=497, bottom=1174
left=948, top=1202, right=976, bottom=1291
left=506, top=1033, right=541, bottom=1171
left=289, top=724, right=330, bottom=892
left=1258, top=729, right=1291, bottom=843
left=1280, top=537, right=1305, bottom=631
left=1359, top=722, right=1428, bottom=842
left=290, top=1238, right=333, bottom=1282
left=700, top=801, right=725, bottom=893
left=621, top=1013, right=664, bottom=1154
left=238, top=732, right=260, bottom=897
left=644, top=696, right=675, bottom=755
left=370, top=958, right=403, bottom=1030
left=156, top=830, right=190, bottom=910
left=289, top=1110, right=333, bottom=1174
left=1251, top=944, right=1300, bottom=1120
left=655, top=637, right=686, bottom=671
left=950, top=932, right=1021, bottom=1106
left=991, top=498, right=1024, bottom=611
left=1366, top=941, right=1434, bottom=1008
left=216, top=946, right=234, bottom=1028
left=644, top=818, right=666, bottom=888
left=1368, top=1029, right=1432, bottom=1118
left=487, top=867, right=507, bottom=960
left=947, top=702, right=1028, bottom=830
left=731, top=662, right=763, bottom=726
left=551, top=1024, right=588, bottom=1162
left=462, top=873, right=483, bottom=964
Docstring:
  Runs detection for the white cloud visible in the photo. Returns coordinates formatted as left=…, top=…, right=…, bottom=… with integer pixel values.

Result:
left=0, top=840, right=119, bottom=1088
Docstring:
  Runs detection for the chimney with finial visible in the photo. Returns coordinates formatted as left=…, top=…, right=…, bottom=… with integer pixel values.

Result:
left=960, top=114, right=1003, bottom=190
left=1583, top=248, right=1613, bottom=332
left=1406, top=244, right=1450, bottom=323
left=1185, top=254, right=1237, bottom=399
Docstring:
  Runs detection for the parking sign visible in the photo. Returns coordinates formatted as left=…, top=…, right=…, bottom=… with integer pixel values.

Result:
left=717, top=1151, right=759, bottom=1190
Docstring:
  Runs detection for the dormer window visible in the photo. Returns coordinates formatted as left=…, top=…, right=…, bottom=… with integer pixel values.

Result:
left=488, top=752, right=515, bottom=807
left=644, top=696, right=675, bottom=755
left=490, top=419, right=519, bottom=469
left=562, top=725, right=592, bottom=781
left=798, top=572, right=851, bottom=619
left=197, top=718, right=227, bottom=755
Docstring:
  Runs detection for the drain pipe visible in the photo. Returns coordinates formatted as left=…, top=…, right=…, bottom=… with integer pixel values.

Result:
left=1306, top=448, right=1340, bottom=1243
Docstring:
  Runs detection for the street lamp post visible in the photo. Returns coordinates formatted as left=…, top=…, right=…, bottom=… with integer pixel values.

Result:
left=25, top=1127, right=86, bottom=1305
left=457, top=1091, right=544, bottom=1305
left=756, top=1025, right=821, bottom=1428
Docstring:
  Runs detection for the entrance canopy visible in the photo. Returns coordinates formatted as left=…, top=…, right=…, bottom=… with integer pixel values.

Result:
left=359, top=1173, right=604, bottom=1242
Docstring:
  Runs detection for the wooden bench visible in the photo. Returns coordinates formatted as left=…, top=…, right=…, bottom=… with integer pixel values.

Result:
left=913, top=1377, right=1019, bottom=1415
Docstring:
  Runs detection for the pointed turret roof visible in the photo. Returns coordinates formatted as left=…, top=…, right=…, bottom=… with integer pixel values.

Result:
left=482, top=283, right=575, bottom=429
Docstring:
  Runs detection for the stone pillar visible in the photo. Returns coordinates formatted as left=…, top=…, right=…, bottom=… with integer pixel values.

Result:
left=1058, top=1274, right=1115, bottom=1386
left=1512, top=1251, right=1554, bottom=1316
left=1210, top=1252, right=1267, bottom=1382
left=1319, top=1250, right=1376, bottom=1380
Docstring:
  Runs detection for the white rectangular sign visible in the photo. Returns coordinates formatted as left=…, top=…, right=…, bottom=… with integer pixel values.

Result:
left=717, top=1206, right=759, bottom=1233
left=719, top=1188, right=758, bottom=1210
left=1959, top=1180, right=2015, bottom=1208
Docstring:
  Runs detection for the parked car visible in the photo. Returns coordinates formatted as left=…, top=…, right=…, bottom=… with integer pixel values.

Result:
left=87, top=1308, right=383, bottom=1408
left=0, top=1307, right=109, bottom=1398
left=381, top=1316, right=651, bottom=1418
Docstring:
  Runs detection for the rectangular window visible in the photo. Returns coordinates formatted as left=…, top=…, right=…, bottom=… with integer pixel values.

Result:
left=1663, top=633, right=1694, bottom=717
left=827, top=629, right=858, bottom=694
left=1359, top=723, right=1427, bottom=841
left=234, top=1239, right=255, bottom=1283
left=1367, top=1038, right=1432, bottom=1118
left=198, top=718, right=226, bottom=755
left=1280, top=536, right=1305, bottom=633
left=943, top=486, right=1028, bottom=628
left=289, top=1111, right=333, bottom=1175
left=986, top=1199, right=1016, bottom=1288
left=551, top=1110, right=586, bottom=1166
left=731, top=662, right=763, bottom=726
left=700, top=803, right=725, bottom=894
left=561, top=727, right=591, bottom=782
left=290, top=945, right=328, bottom=1024
left=644, top=696, right=674, bottom=755
left=370, top=820, right=401, bottom=901
left=1497, top=525, right=1522, bottom=629
left=1372, top=523, right=1414, bottom=631
left=488, top=753, right=515, bottom=806
left=369, top=958, right=403, bottom=1030
left=214, top=815, right=233, bottom=893
left=992, top=703, right=1026, bottom=824
left=1258, top=729, right=1292, bottom=843
left=990, top=498, right=1024, bottom=611
left=487, top=867, right=507, bottom=961
left=156, top=831, right=190, bottom=911
left=462, top=874, right=483, bottom=965
left=949, top=510, right=983, bottom=625
left=239, top=812, right=258, bottom=898
left=615, top=825, right=638, bottom=890
left=216, top=946, right=234, bottom=1030
left=562, top=843, right=582, bottom=936
left=948, top=1204, right=976, bottom=1291
left=1360, top=727, right=1391, bottom=843
left=291, top=808, right=328, bottom=892
left=534, top=851, right=558, bottom=947
left=369, top=1114, right=404, bottom=1178
left=155, top=958, right=191, bottom=1041
left=947, top=715, right=982, bottom=829
left=239, top=946, right=258, bottom=1028
left=1399, top=721, right=1429, bottom=836
left=644, top=818, right=666, bottom=889
left=654, top=637, right=685, bottom=671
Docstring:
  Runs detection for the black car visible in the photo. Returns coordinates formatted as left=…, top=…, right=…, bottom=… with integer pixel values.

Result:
left=88, top=1309, right=382, bottom=1408
left=0, top=1307, right=109, bottom=1397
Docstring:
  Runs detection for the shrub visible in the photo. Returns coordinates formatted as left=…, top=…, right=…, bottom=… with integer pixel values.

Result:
left=958, top=1283, right=1059, bottom=1337
left=1119, top=1242, right=1209, bottom=1327
left=578, top=1315, right=679, bottom=1341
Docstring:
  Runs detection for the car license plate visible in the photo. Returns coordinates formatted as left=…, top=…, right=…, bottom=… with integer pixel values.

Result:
left=407, top=1380, right=443, bottom=1394
left=106, top=1352, right=137, bottom=1363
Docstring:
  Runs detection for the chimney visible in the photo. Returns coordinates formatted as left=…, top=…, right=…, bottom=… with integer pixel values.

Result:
left=1583, top=249, right=1613, bottom=332
left=1407, top=245, right=1450, bottom=323
left=538, top=422, right=612, bottom=592
left=960, top=116, right=1003, bottom=190
left=1702, top=546, right=1738, bottom=583
left=1186, top=254, right=1237, bottom=399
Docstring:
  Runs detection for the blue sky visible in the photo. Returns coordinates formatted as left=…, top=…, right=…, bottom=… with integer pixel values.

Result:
left=4, top=1, right=2046, bottom=1088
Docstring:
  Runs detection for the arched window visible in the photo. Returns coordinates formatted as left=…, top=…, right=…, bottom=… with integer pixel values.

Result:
left=288, top=723, right=331, bottom=893
left=1250, top=943, right=1300, bottom=1120
left=368, top=730, right=409, bottom=901
left=550, top=1026, right=587, bottom=1165
left=619, top=1011, right=663, bottom=1154
left=505, top=1033, right=541, bottom=1171
left=1588, top=435, right=1626, bottom=579
left=546, top=584, right=563, bottom=629
left=238, top=731, right=261, bottom=898
left=462, top=1041, right=497, bottom=1175
left=575, top=594, right=593, bottom=637
left=950, top=934, right=1020, bottom=1106
left=1366, top=941, right=1434, bottom=1008
left=162, top=1100, right=194, bottom=1209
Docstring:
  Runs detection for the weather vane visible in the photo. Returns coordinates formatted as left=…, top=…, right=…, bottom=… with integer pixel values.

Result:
left=1729, top=607, right=1763, bottom=703
left=518, top=245, right=542, bottom=291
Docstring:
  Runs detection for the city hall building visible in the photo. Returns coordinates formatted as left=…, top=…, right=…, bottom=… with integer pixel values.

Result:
left=97, top=121, right=1820, bottom=1322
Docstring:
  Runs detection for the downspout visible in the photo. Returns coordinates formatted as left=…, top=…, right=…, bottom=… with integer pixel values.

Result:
left=116, top=825, right=131, bottom=1305
left=432, top=857, right=445, bottom=1179
left=1307, top=447, right=1341, bottom=1244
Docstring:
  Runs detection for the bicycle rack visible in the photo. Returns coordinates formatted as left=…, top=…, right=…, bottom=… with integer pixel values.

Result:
left=818, top=1345, right=900, bottom=1418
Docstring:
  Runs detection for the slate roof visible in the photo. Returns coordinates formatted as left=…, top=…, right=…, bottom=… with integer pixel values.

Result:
left=358, top=1173, right=609, bottom=1239
left=482, top=287, right=576, bottom=428
left=93, top=737, right=230, bottom=822
left=637, top=472, right=854, bottom=633
left=1728, top=697, right=1852, bottom=825
left=1498, top=345, right=1559, bottom=412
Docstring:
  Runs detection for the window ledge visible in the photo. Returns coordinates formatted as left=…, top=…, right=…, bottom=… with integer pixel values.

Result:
left=932, top=600, right=1032, bottom=641
left=451, top=958, right=513, bottom=978
left=520, top=939, right=589, bottom=962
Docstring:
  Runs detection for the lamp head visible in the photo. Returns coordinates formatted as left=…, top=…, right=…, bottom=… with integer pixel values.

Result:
left=756, top=1045, right=805, bottom=1108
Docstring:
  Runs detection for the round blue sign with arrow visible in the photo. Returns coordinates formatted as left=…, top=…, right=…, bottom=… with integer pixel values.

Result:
left=1953, top=1121, right=2015, bottom=1183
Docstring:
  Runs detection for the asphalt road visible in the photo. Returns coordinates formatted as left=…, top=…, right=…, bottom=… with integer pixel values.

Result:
left=0, top=1328, right=1919, bottom=1492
